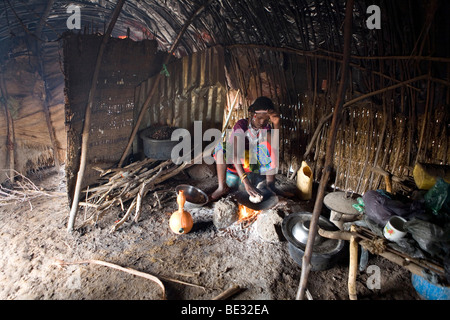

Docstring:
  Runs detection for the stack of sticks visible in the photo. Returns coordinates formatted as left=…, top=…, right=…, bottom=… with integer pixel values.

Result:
left=78, top=158, right=192, bottom=232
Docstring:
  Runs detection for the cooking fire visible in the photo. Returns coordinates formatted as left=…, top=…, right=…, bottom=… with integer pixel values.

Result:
left=238, top=204, right=261, bottom=225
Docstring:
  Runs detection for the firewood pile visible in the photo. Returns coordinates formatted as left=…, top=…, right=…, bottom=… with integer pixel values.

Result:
left=78, top=158, right=193, bottom=232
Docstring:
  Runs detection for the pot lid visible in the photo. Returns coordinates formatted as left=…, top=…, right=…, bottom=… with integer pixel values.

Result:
left=323, top=191, right=359, bottom=215
left=281, top=212, right=344, bottom=254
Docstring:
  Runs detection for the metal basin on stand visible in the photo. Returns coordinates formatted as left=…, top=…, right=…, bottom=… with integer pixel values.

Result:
left=323, top=191, right=361, bottom=230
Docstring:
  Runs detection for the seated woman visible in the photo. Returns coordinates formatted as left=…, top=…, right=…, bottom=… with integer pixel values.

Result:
left=211, top=96, right=282, bottom=200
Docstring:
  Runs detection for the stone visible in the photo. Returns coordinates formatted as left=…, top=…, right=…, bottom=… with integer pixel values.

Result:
left=186, top=163, right=216, bottom=180
left=213, top=197, right=238, bottom=229
left=255, top=209, right=284, bottom=242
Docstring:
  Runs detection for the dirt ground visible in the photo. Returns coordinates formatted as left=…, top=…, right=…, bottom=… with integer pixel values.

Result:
left=0, top=165, right=421, bottom=301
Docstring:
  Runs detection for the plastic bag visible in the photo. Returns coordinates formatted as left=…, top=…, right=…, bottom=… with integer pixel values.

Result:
left=362, top=190, right=423, bottom=226
left=404, top=218, right=450, bottom=258
left=404, top=218, right=448, bottom=242
left=424, top=178, right=450, bottom=215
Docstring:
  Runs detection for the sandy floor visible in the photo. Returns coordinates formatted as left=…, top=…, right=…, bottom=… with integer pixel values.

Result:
left=0, top=165, right=420, bottom=300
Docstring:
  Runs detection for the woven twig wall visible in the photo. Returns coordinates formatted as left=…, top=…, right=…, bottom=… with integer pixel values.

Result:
left=224, top=46, right=449, bottom=195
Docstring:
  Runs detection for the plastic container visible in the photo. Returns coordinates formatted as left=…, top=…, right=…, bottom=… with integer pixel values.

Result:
left=226, top=171, right=240, bottom=188
left=413, top=163, right=450, bottom=190
left=140, top=126, right=185, bottom=160
left=296, top=161, right=313, bottom=200
left=411, top=274, right=450, bottom=300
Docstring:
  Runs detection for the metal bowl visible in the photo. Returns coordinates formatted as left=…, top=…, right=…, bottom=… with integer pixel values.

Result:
left=175, top=184, right=209, bottom=208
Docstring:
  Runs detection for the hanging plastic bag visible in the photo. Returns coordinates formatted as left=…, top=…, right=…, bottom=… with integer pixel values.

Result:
left=424, top=178, right=450, bottom=215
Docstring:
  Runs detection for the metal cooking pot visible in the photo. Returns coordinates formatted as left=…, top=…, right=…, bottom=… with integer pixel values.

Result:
left=282, top=212, right=346, bottom=271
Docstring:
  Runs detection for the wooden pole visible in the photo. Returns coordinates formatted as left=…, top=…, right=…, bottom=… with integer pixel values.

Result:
left=67, top=0, right=126, bottom=232
left=415, top=68, right=432, bottom=164
left=117, top=0, right=214, bottom=167
left=348, top=225, right=358, bottom=300
left=0, top=71, right=15, bottom=182
left=54, top=259, right=166, bottom=299
left=296, top=0, right=354, bottom=300
left=35, top=0, right=60, bottom=169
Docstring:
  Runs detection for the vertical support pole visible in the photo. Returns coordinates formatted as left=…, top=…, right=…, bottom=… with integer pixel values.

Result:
left=348, top=224, right=358, bottom=300
left=67, top=0, right=126, bottom=232
left=0, top=71, right=15, bottom=182
left=296, top=0, right=354, bottom=300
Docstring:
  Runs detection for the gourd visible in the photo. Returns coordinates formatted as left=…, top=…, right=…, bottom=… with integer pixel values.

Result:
left=169, top=190, right=193, bottom=234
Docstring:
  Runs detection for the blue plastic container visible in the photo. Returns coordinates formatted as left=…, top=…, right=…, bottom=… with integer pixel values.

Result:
left=411, top=274, right=450, bottom=300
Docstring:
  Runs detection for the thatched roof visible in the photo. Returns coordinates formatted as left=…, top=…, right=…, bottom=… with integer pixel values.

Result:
left=0, top=0, right=449, bottom=60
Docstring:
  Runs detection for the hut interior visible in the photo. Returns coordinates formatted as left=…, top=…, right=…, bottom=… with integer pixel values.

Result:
left=0, top=0, right=449, bottom=303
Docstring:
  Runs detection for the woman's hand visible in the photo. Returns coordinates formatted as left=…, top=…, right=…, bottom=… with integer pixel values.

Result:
left=268, top=109, right=281, bottom=129
left=243, top=179, right=262, bottom=198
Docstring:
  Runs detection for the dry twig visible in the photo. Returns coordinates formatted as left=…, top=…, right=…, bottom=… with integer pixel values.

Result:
left=0, top=170, right=64, bottom=210
left=78, top=159, right=192, bottom=230
left=53, top=258, right=166, bottom=299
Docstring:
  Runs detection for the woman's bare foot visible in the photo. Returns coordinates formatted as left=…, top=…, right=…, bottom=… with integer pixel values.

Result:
left=210, top=185, right=231, bottom=200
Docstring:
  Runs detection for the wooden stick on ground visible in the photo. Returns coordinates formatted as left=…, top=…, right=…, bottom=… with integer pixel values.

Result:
left=212, top=284, right=243, bottom=300
left=133, top=182, right=146, bottom=223
left=53, top=258, right=166, bottom=299
left=110, top=197, right=137, bottom=233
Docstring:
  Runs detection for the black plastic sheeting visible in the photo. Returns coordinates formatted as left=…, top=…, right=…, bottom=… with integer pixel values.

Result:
left=1, top=0, right=445, bottom=60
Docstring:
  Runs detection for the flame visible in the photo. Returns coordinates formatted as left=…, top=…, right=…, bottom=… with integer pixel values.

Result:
left=238, top=204, right=261, bottom=223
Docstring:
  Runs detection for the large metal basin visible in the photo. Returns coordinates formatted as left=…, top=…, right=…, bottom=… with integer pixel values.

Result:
left=282, top=212, right=346, bottom=271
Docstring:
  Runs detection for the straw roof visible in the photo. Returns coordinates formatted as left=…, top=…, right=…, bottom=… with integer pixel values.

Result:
left=0, top=0, right=448, bottom=60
